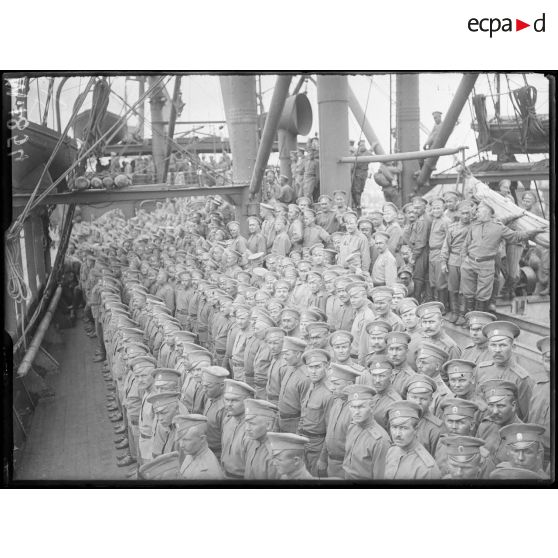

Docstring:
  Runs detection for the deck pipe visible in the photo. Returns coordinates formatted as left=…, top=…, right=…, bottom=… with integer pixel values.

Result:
left=339, top=146, right=467, bottom=164
left=249, top=75, right=292, bottom=196
left=416, top=73, right=479, bottom=187
left=16, top=285, right=62, bottom=378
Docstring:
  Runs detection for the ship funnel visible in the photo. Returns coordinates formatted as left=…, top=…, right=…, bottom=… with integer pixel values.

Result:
left=279, top=94, right=313, bottom=136
left=278, top=94, right=313, bottom=180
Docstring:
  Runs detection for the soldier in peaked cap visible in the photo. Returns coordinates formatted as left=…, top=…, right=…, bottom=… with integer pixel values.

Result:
left=262, top=327, right=286, bottom=404
left=297, top=349, right=334, bottom=475
left=444, top=359, right=486, bottom=418
left=384, top=401, right=441, bottom=480
left=441, top=190, right=461, bottom=223
left=278, top=337, right=311, bottom=433
left=361, top=357, right=401, bottom=431
left=329, top=276, right=354, bottom=332
left=175, top=414, right=223, bottom=480
left=441, top=436, right=488, bottom=480
left=461, top=311, right=496, bottom=362
left=496, top=423, right=548, bottom=478
left=403, top=375, right=442, bottom=456
left=221, top=379, right=255, bottom=479
left=180, top=349, right=211, bottom=415
left=359, top=319, right=392, bottom=369
left=318, top=363, right=361, bottom=478
left=147, top=391, right=181, bottom=459
left=339, top=211, right=371, bottom=272
left=243, top=399, right=280, bottom=480
left=346, top=281, right=376, bottom=359
left=370, top=286, right=403, bottom=333
left=371, top=230, right=398, bottom=287
left=477, top=379, right=522, bottom=465
left=385, top=331, right=416, bottom=397
left=316, top=193, right=340, bottom=234
left=200, top=366, right=229, bottom=459
left=415, top=342, right=452, bottom=417
left=435, top=398, right=493, bottom=477
left=268, top=433, right=314, bottom=480
left=343, top=384, right=391, bottom=480
left=529, top=336, right=550, bottom=468
left=414, top=302, right=461, bottom=365
left=306, top=321, right=332, bottom=350
left=476, top=321, right=533, bottom=421
left=279, top=307, right=301, bottom=338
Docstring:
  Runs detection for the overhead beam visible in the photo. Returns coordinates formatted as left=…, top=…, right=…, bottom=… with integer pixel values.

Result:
left=416, top=73, right=479, bottom=187
left=429, top=169, right=550, bottom=186
left=12, top=184, right=249, bottom=207
left=339, top=146, right=467, bottom=164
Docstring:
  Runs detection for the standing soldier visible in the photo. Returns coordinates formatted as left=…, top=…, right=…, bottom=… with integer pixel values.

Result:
left=221, top=379, right=255, bottom=479
left=302, top=208, right=330, bottom=249
left=201, top=365, right=229, bottom=459
left=371, top=232, right=398, bottom=287
left=338, top=212, right=371, bottom=272
left=415, top=343, right=451, bottom=417
left=444, top=359, right=487, bottom=418
left=403, top=375, right=442, bottom=456
left=358, top=320, right=391, bottom=370
left=343, top=384, right=390, bottom=480
left=439, top=436, right=488, bottom=480
left=476, top=321, right=533, bottom=421
left=346, top=281, right=376, bottom=359
left=384, top=400, right=441, bottom=480
left=243, top=399, right=280, bottom=480
left=264, top=328, right=287, bottom=404
left=495, top=423, right=548, bottom=478
left=461, top=311, right=496, bottom=362
left=459, top=202, right=544, bottom=312
left=246, top=216, right=267, bottom=256
left=148, top=390, right=181, bottom=459
left=302, top=148, right=319, bottom=200
left=408, top=196, right=430, bottom=303
left=260, top=203, right=277, bottom=251
left=277, top=337, right=311, bottom=433
left=229, top=304, right=252, bottom=382
left=366, top=357, right=402, bottom=431
left=385, top=331, right=416, bottom=396
left=268, top=433, right=314, bottom=480
left=317, top=363, right=361, bottom=478
left=297, top=349, right=334, bottom=475
left=329, top=276, right=355, bottom=331
left=529, top=337, right=550, bottom=468
left=414, top=302, right=461, bottom=364
left=440, top=200, right=473, bottom=325
left=442, top=190, right=461, bottom=223
left=477, top=379, right=523, bottom=465
left=154, top=270, right=175, bottom=313
left=350, top=142, right=371, bottom=210
left=176, top=414, right=224, bottom=480
left=316, top=194, right=339, bottom=234
left=428, top=197, right=451, bottom=312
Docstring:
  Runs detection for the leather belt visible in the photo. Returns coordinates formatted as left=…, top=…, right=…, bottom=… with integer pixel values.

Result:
left=469, top=255, right=495, bottom=263
left=299, top=431, right=325, bottom=440
left=279, top=412, right=300, bottom=420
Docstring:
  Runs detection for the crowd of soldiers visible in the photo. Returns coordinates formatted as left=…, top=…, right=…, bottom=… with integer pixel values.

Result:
left=65, top=187, right=551, bottom=481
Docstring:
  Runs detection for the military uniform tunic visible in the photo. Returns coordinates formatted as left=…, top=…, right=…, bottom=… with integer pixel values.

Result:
left=391, top=364, right=417, bottom=396
left=415, top=411, right=442, bottom=456
left=371, top=387, right=402, bottom=431
left=320, top=396, right=352, bottom=477
left=221, top=414, right=249, bottom=479
left=384, top=440, right=441, bottom=480
left=338, top=231, right=371, bottom=271
left=179, top=446, right=224, bottom=480
left=278, top=365, right=311, bottom=433
left=203, top=394, right=226, bottom=458
left=528, top=371, right=550, bottom=456
left=477, top=414, right=523, bottom=465
left=266, top=355, right=287, bottom=404
left=371, top=250, right=398, bottom=286
left=475, top=357, right=534, bottom=421
left=343, top=417, right=391, bottom=480
left=243, top=437, right=279, bottom=480
left=461, top=341, right=491, bottom=364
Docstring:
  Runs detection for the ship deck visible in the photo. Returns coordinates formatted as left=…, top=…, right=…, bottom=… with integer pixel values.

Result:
left=15, top=323, right=128, bottom=482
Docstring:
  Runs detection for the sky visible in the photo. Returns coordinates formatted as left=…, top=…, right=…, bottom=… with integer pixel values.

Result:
left=23, top=73, right=549, bottom=172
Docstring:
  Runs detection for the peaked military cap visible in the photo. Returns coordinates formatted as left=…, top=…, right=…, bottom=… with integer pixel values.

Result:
left=365, top=320, right=392, bottom=335
left=306, top=321, right=331, bottom=336
left=482, top=321, right=521, bottom=341
left=366, top=355, right=393, bottom=372
left=138, top=451, right=179, bottom=480
left=465, top=311, right=496, bottom=326
left=403, top=374, right=437, bottom=396
left=329, top=330, right=354, bottom=345
left=441, top=435, right=486, bottom=461
left=202, top=366, right=229, bottom=379
left=152, top=368, right=182, bottom=385
left=188, top=350, right=212, bottom=367
left=268, top=432, right=309, bottom=453
left=372, top=231, right=391, bottom=243
left=329, top=362, right=362, bottom=382
left=385, top=331, right=411, bottom=346
left=391, top=283, right=408, bottom=297
left=499, top=423, right=545, bottom=448
left=344, top=384, right=377, bottom=401
left=442, top=359, right=477, bottom=376
left=398, top=297, right=419, bottom=315
left=224, top=379, right=256, bottom=397
left=146, top=391, right=180, bottom=411
left=129, top=355, right=157, bottom=368
left=302, top=348, right=331, bottom=365
left=417, top=342, right=449, bottom=362
left=173, top=414, right=208, bottom=440
left=479, top=379, right=518, bottom=402
left=387, top=400, right=422, bottom=425
left=441, top=398, right=479, bottom=419
left=416, top=301, right=445, bottom=318
left=244, top=399, right=278, bottom=419
left=281, top=336, right=307, bottom=352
